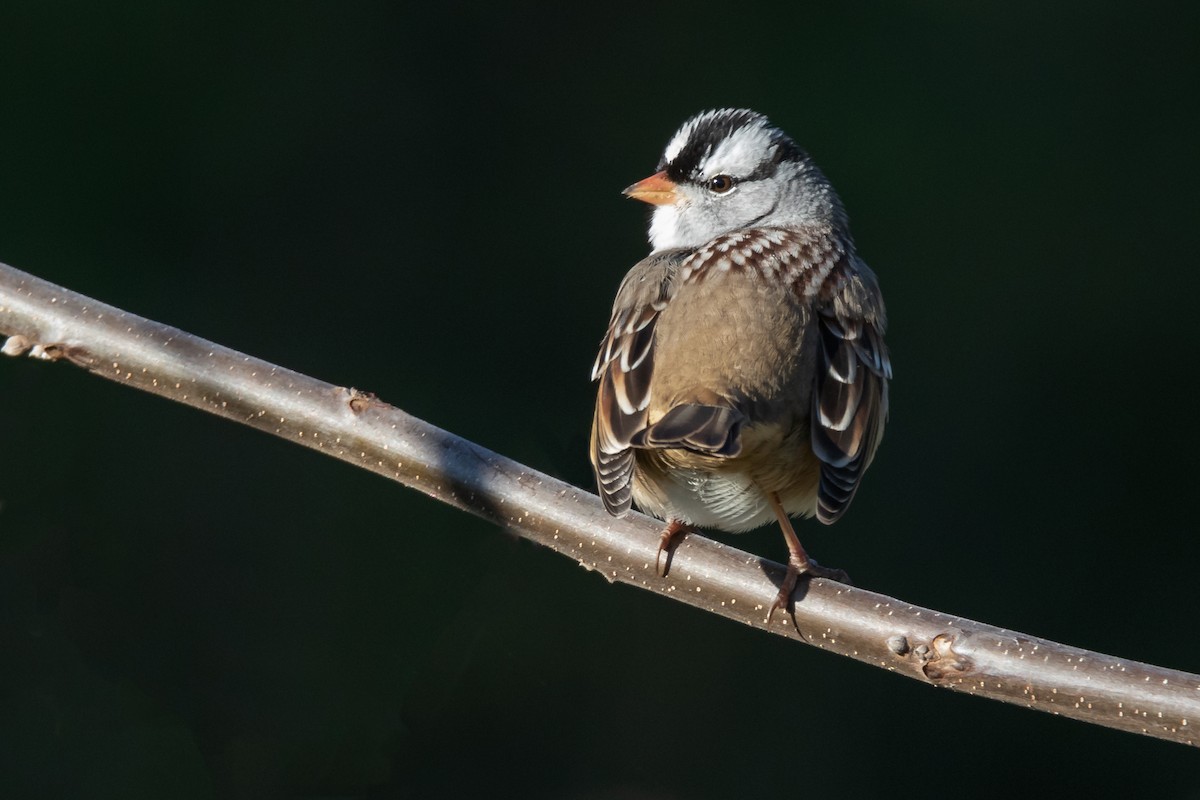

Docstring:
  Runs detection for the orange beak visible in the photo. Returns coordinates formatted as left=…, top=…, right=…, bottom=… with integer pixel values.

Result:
left=622, top=170, right=678, bottom=206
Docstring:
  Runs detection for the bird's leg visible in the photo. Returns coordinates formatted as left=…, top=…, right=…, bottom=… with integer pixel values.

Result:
left=656, top=519, right=696, bottom=577
left=765, top=492, right=849, bottom=624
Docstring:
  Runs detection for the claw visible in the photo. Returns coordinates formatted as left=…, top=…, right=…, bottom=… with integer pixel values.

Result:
left=655, top=519, right=695, bottom=577
left=765, top=556, right=851, bottom=626
left=764, top=492, right=850, bottom=628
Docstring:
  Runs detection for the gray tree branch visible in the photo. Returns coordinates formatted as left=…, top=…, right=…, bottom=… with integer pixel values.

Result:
left=1, top=260, right=1197, bottom=746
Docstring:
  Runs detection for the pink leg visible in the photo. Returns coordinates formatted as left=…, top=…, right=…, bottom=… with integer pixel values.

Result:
left=765, top=492, right=849, bottom=624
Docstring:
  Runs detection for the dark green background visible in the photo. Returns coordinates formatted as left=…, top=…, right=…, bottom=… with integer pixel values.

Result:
left=2, top=3, right=1199, bottom=797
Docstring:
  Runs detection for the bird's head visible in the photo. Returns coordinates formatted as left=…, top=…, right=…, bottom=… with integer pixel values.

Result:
left=625, top=108, right=845, bottom=251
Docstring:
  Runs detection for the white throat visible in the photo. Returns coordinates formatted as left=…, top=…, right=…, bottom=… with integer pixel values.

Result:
left=648, top=205, right=685, bottom=251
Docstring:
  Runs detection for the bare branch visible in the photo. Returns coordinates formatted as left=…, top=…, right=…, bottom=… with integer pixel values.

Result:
left=2, top=260, right=1197, bottom=746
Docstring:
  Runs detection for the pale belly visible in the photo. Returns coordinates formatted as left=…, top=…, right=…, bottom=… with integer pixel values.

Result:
left=629, top=421, right=821, bottom=532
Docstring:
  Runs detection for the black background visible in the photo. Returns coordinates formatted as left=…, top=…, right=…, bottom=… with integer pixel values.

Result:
left=2, top=3, right=1199, bottom=797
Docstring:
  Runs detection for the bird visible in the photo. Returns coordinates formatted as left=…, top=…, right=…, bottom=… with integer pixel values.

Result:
left=589, top=108, right=891, bottom=621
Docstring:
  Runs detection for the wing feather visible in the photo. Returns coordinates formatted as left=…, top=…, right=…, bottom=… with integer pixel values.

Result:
left=589, top=249, right=689, bottom=515
left=811, top=260, right=891, bottom=524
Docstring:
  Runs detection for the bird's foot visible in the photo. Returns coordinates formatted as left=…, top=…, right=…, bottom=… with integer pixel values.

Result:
left=766, top=556, right=851, bottom=626
left=656, top=519, right=697, bottom=577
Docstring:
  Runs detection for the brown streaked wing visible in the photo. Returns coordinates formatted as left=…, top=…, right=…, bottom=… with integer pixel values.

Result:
left=810, top=260, right=892, bottom=524
left=589, top=249, right=690, bottom=515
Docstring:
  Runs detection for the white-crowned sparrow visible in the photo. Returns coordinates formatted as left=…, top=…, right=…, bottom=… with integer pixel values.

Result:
left=590, top=109, right=891, bottom=619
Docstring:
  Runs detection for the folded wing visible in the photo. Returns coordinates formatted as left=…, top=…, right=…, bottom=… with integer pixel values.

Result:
left=810, top=262, right=892, bottom=523
left=590, top=249, right=690, bottom=515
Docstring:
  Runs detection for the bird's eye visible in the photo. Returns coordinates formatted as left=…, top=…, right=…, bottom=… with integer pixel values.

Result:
left=706, top=174, right=736, bottom=194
